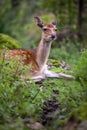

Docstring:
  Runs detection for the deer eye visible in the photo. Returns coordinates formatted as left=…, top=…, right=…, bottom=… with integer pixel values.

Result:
left=43, top=28, right=48, bottom=31
left=55, top=28, right=57, bottom=31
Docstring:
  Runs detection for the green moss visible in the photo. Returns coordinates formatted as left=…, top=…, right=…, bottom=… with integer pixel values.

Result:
left=0, top=33, right=22, bottom=49
left=48, top=59, right=60, bottom=67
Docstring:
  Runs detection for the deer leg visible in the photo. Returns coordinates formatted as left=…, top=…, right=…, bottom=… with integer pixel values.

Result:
left=31, top=74, right=45, bottom=82
left=44, top=69, right=74, bottom=79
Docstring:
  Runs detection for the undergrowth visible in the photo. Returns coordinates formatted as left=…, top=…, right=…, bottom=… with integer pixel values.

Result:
left=0, top=49, right=87, bottom=130
left=0, top=53, right=86, bottom=130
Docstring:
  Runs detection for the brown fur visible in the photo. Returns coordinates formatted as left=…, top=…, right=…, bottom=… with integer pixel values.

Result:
left=4, top=49, right=39, bottom=70
left=44, top=24, right=55, bottom=28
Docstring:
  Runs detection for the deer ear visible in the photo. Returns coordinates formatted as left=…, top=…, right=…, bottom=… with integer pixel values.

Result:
left=52, top=21, right=57, bottom=26
left=34, top=16, right=43, bottom=28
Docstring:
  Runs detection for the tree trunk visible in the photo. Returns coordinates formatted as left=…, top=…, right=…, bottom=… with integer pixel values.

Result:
left=77, top=0, right=84, bottom=39
left=11, top=0, right=20, bottom=8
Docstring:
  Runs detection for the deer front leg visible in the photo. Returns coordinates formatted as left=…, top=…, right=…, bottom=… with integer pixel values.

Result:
left=45, top=70, right=74, bottom=79
left=31, top=74, right=45, bottom=82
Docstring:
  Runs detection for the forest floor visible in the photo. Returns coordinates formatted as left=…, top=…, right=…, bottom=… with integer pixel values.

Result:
left=0, top=56, right=86, bottom=130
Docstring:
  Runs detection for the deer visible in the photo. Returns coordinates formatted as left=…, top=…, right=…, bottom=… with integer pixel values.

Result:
left=4, top=17, right=74, bottom=82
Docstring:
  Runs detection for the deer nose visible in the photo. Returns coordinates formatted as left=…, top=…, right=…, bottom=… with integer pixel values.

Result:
left=51, top=34, right=56, bottom=39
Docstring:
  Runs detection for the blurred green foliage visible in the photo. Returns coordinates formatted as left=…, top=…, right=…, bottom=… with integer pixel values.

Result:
left=69, top=103, right=87, bottom=122
left=74, top=49, right=87, bottom=88
left=0, top=34, right=21, bottom=49
left=0, top=0, right=87, bottom=49
left=75, top=50, right=87, bottom=82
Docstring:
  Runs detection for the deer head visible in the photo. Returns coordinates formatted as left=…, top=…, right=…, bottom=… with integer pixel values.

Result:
left=34, top=16, right=57, bottom=42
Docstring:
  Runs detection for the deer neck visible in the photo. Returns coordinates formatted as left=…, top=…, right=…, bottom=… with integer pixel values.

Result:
left=36, top=38, right=52, bottom=68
